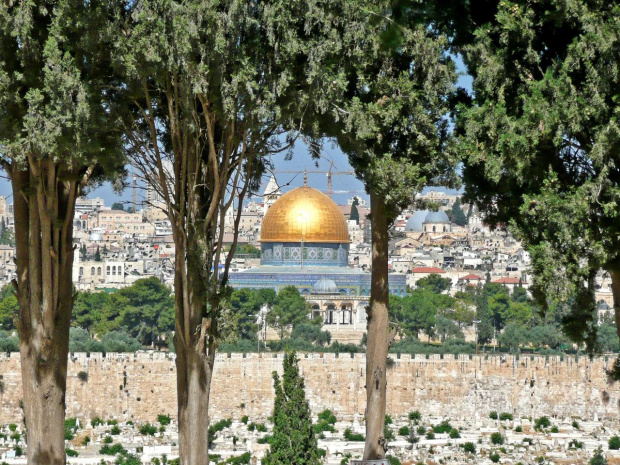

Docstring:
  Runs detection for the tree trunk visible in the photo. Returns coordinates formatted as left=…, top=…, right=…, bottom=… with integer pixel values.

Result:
left=173, top=233, right=215, bottom=465
left=363, top=190, right=392, bottom=460
left=10, top=163, right=79, bottom=465
left=610, top=269, right=620, bottom=340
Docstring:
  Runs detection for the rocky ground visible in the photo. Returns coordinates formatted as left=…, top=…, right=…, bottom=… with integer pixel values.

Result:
left=1, top=413, right=620, bottom=464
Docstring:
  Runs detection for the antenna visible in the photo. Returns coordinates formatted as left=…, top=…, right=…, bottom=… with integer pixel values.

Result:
left=132, top=174, right=137, bottom=212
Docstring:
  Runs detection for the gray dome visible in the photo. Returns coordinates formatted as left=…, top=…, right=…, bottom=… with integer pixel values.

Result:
left=598, top=301, right=611, bottom=310
left=89, top=233, right=103, bottom=241
left=312, top=277, right=338, bottom=294
left=405, top=210, right=429, bottom=232
left=424, top=210, right=450, bottom=224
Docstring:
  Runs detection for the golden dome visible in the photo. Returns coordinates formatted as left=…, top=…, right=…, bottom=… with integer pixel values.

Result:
left=261, top=186, right=349, bottom=243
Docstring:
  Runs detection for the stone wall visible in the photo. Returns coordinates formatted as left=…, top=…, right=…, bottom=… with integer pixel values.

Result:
left=0, top=352, right=618, bottom=425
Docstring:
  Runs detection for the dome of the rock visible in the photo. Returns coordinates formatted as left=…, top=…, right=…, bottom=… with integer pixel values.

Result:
left=312, top=277, right=338, bottom=294
left=261, top=186, right=349, bottom=243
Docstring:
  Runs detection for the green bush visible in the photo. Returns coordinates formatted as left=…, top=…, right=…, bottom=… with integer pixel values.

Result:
left=318, top=410, right=337, bottom=424
left=449, top=428, right=460, bottom=439
left=490, top=452, right=500, bottom=463
left=398, top=426, right=410, bottom=436
left=425, top=431, right=435, bottom=440
left=609, top=436, right=620, bottom=450
left=490, top=432, right=504, bottom=445
left=534, top=416, right=550, bottom=430
left=489, top=411, right=498, bottom=420
left=8, top=424, right=16, bottom=432
left=499, top=412, right=513, bottom=421
left=107, top=419, right=118, bottom=426
left=385, top=414, right=393, bottom=425
left=408, top=410, right=421, bottom=422
left=111, top=425, right=121, bottom=435
left=10, top=432, right=19, bottom=442
left=572, top=420, right=580, bottom=429
left=514, top=425, right=523, bottom=432
left=104, top=436, right=113, bottom=444
left=344, top=428, right=365, bottom=441
left=13, top=446, right=22, bottom=457
left=432, top=420, right=452, bottom=434
left=569, top=440, right=583, bottom=449
left=157, top=414, right=171, bottom=426
left=387, top=456, right=401, bottom=465
left=550, top=426, right=559, bottom=433
left=99, top=443, right=126, bottom=455
left=91, top=417, right=104, bottom=427
left=590, top=446, right=608, bottom=465
left=65, top=449, right=79, bottom=457
left=82, top=436, right=90, bottom=446
left=241, top=415, right=249, bottom=424
left=139, top=423, right=157, bottom=436
left=462, top=442, right=476, bottom=454
left=416, top=426, right=426, bottom=435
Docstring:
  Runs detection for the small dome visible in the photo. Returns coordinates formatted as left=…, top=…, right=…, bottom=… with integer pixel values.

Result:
left=89, top=233, right=103, bottom=241
left=312, top=277, right=338, bottom=294
left=424, top=210, right=450, bottom=224
left=405, top=210, right=429, bottom=232
left=598, top=301, right=611, bottom=310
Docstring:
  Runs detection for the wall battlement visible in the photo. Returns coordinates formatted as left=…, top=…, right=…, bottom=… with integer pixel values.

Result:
left=0, top=353, right=617, bottom=424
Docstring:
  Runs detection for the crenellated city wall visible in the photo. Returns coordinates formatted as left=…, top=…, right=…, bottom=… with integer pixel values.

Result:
left=0, top=352, right=618, bottom=425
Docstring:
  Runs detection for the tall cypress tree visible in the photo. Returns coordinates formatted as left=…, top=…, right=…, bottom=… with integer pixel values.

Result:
left=264, top=352, right=321, bottom=465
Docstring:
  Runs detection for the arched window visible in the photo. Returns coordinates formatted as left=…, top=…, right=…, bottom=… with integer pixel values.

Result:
left=112, top=266, right=117, bottom=275
left=443, top=226, right=447, bottom=232
left=91, top=267, right=95, bottom=275
left=106, top=266, right=110, bottom=275
left=433, top=225, right=436, bottom=232
left=79, top=267, right=83, bottom=276
left=97, top=267, right=102, bottom=276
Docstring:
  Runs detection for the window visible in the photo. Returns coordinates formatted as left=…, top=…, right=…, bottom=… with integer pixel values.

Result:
left=79, top=267, right=83, bottom=276
left=97, top=267, right=102, bottom=276
left=112, top=266, right=117, bottom=275
left=107, top=266, right=110, bottom=275
left=91, top=267, right=95, bottom=276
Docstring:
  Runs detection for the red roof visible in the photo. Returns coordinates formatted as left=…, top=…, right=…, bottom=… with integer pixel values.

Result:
left=493, top=277, right=525, bottom=285
left=412, top=266, right=445, bottom=274
left=458, top=273, right=484, bottom=281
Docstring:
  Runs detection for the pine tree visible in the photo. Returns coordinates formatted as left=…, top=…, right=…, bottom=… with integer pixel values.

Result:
left=94, top=246, right=101, bottom=262
left=451, top=199, right=467, bottom=227
left=263, top=352, right=321, bottom=465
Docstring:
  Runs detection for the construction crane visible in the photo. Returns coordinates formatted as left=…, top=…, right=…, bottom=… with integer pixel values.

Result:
left=274, top=166, right=355, bottom=197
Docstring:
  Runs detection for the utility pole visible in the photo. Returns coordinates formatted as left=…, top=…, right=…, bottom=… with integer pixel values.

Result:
left=132, top=174, right=138, bottom=213
left=473, top=319, right=481, bottom=355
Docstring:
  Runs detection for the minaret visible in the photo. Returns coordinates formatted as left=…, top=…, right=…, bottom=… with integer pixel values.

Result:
left=263, top=175, right=282, bottom=215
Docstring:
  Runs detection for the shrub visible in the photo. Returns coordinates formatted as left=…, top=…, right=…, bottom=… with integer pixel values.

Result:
left=387, top=456, right=402, bottom=465
left=10, top=432, right=19, bottom=442
left=8, top=424, right=16, bottom=432
left=550, top=426, right=559, bottom=433
left=157, top=414, right=171, bottom=426
left=318, top=410, right=337, bottom=424
left=385, top=414, right=393, bottom=425
left=499, top=412, right=513, bottom=421
left=490, top=452, right=500, bottom=463
left=241, top=415, right=249, bottom=424
left=91, top=417, right=104, bottom=427
left=77, top=371, right=88, bottom=382
left=449, top=429, right=460, bottom=439
left=104, top=436, right=113, bottom=444
left=13, top=446, right=22, bottom=457
left=408, top=410, right=421, bottom=422
left=514, top=426, right=523, bottom=432
left=432, top=420, right=452, bottom=434
left=65, top=449, right=79, bottom=457
left=534, top=416, right=550, bottom=430
left=416, top=426, right=426, bottom=435
left=609, top=436, right=620, bottom=450
left=110, top=425, right=121, bottom=435
left=590, top=446, right=608, bottom=465
left=462, top=442, right=476, bottom=454
left=425, top=431, right=435, bottom=440
left=489, top=411, right=498, bottom=420
left=522, top=437, right=533, bottom=445
left=107, top=419, right=118, bottom=426
left=255, top=423, right=267, bottom=433
left=344, top=429, right=365, bottom=441
left=490, top=432, right=504, bottom=445
left=139, top=423, right=158, bottom=436
left=398, top=426, right=410, bottom=436
left=82, top=436, right=90, bottom=446
left=572, top=420, right=580, bottom=429
left=569, top=440, right=583, bottom=449
left=99, top=443, right=126, bottom=455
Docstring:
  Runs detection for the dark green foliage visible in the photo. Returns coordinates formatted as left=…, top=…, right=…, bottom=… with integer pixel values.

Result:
left=209, top=418, right=233, bottom=438
left=489, top=411, right=498, bottom=420
left=291, top=324, right=331, bottom=347
left=313, top=410, right=337, bottom=434
left=450, top=199, right=467, bottom=227
left=457, top=0, right=620, bottom=353
left=65, top=449, right=79, bottom=457
left=99, top=443, right=126, bottom=455
left=408, top=411, right=421, bottom=422
left=64, top=417, right=77, bottom=440
left=387, top=456, right=401, bottom=465
left=432, top=420, right=452, bottom=434
left=157, top=414, right=171, bottom=426
left=416, top=426, right=426, bottom=436
left=263, top=353, right=320, bottom=465
left=349, top=199, right=360, bottom=224
left=590, top=446, right=607, bottom=465
left=111, top=202, right=124, bottom=212
left=416, top=275, right=452, bottom=295
left=462, top=442, right=476, bottom=454
left=0, top=331, right=19, bottom=352
left=0, top=286, right=18, bottom=331
left=104, top=436, right=113, bottom=444
left=449, top=429, right=460, bottom=439
left=115, top=454, right=142, bottom=465
left=77, top=371, right=88, bottom=382
left=490, top=452, right=500, bottom=463
left=550, top=426, right=559, bottom=433
left=514, top=426, right=523, bottom=433
left=241, top=416, right=249, bottom=424
left=266, top=287, right=309, bottom=340
left=534, top=416, right=551, bottom=431
left=490, top=432, right=504, bottom=445
left=609, top=436, right=620, bottom=450
left=139, top=423, right=157, bottom=436
left=398, top=426, right=410, bottom=436
left=110, top=425, right=121, bottom=435
left=343, top=428, right=365, bottom=442
left=569, top=440, right=583, bottom=449
left=425, top=431, right=435, bottom=440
